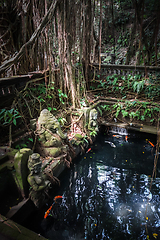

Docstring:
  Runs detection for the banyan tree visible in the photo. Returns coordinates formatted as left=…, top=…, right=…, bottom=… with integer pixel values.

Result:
left=0, top=0, right=160, bottom=112
left=0, top=0, right=99, bottom=109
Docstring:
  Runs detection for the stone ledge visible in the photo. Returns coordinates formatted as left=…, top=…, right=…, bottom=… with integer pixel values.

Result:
left=0, top=214, right=47, bottom=240
left=101, top=121, right=157, bottom=135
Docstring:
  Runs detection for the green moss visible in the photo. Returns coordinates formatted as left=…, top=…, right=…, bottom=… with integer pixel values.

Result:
left=14, top=148, right=33, bottom=197
left=46, top=147, right=62, bottom=157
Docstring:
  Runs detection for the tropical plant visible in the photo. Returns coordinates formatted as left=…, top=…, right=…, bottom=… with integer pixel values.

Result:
left=0, top=108, right=21, bottom=126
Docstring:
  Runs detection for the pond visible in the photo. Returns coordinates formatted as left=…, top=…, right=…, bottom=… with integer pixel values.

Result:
left=25, top=128, right=160, bottom=240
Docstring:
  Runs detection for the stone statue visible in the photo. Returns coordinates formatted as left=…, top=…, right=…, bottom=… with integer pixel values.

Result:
left=36, top=109, right=68, bottom=157
left=14, top=148, right=33, bottom=198
left=27, top=154, right=51, bottom=208
left=28, top=153, right=41, bottom=172
left=88, top=108, right=98, bottom=132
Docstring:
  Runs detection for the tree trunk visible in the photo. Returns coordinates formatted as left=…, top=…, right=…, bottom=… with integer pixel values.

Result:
left=125, top=23, right=137, bottom=65
left=0, top=0, right=60, bottom=74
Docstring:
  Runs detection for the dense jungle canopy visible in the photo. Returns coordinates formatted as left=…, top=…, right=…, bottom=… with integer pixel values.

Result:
left=0, top=0, right=160, bottom=146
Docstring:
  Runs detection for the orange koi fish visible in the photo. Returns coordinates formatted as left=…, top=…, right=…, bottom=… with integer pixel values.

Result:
left=113, top=135, right=121, bottom=138
left=125, top=136, right=128, bottom=141
left=148, top=140, right=154, bottom=147
left=86, top=148, right=91, bottom=153
left=54, top=195, right=63, bottom=203
left=44, top=204, right=53, bottom=219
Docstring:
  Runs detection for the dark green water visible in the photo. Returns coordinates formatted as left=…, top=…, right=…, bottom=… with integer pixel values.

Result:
left=26, top=130, right=160, bottom=240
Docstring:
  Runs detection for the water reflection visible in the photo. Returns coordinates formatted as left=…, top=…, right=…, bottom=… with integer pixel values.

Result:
left=40, top=132, right=159, bottom=240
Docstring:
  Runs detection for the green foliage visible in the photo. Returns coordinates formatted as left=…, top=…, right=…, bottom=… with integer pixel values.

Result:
left=80, top=98, right=87, bottom=107
left=83, top=136, right=89, bottom=144
left=89, top=130, right=97, bottom=137
left=28, top=137, right=34, bottom=142
left=37, top=96, right=45, bottom=102
left=145, top=84, right=160, bottom=99
left=0, top=108, right=21, bottom=126
left=90, top=86, right=96, bottom=90
left=15, top=143, right=28, bottom=149
left=30, top=83, right=46, bottom=94
left=48, top=107, right=57, bottom=112
left=48, top=107, right=52, bottom=112
left=129, top=111, right=136, bottom=119
left=58, top=117, right=67, bottom=126
left=121, top=109, right=129, bottom=117
left=91, top=72, right=160, bottom=101
left=97, top=106, right=103, bottom=116
left=14, top=136, right=34, bottom=150
left=97, top=80, right=106, bottom=89
left=25, top=81, right=69, bottom=116
left=25, top=82, right=58, bottom=114
left=76, top=135, right=89, bottom=146
left=99, top=105, right=112, bottom=118
left=116, top=31, right=130, bottom=47
left=132, top=80, right=145, bottom=93
left=58, top=89, right=67, bottom=104
left=100, top=105, right=111, bottom=112
left=103, top=56, right=111, bottom=62
left=103, top=99, right=160, bottom=123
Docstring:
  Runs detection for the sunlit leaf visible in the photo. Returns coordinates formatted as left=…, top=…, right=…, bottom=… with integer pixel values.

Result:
left=13, top=118, right=16, bottom=125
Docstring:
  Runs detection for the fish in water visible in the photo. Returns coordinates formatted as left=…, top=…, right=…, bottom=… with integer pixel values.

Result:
left=54, top=195, right=63, bottom=203
left=44, top=195, right=63, bottom=219
left=44, top=204, right=53, bottom=219
left=148, top=140, right=154, bottom=147
left=125, top=135, right=128, bottom=142
left=86, top=148, right=91, bottom=153
left=105, top=141, right=116, bottom=148
left=112, top=135, right=122, bottom=138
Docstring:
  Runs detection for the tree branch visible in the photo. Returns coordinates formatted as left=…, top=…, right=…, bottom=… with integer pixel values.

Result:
left=0, top=0, right=60, bottom=74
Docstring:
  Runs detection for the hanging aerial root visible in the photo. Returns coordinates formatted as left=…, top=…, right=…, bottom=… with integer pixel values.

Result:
left=64, top=138, right=76, bottom=157
left=67, top=152, right=72, bottom=163
left=44, top=169, right=60, bottom=186
left=60, top=152, right=71, bottom=168
left=63, top=158, right=71, bottom=168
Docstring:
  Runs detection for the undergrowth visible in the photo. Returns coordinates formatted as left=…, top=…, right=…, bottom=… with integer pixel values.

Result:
left=90, top=72, right=160, bottom=101
left=98, top=100, right=160, bottom=125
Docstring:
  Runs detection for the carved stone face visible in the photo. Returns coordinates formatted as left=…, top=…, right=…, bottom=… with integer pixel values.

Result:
left=39, top=109, right=57, bottom=123
left=40, top=109, right=52, bottom=118
left=38, top=109, right=59, bottom=129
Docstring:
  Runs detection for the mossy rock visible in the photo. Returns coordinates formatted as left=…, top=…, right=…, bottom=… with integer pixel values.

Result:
left=0, top=147, right=18, bottom=163
left=43, top=147, right=62, bottom=157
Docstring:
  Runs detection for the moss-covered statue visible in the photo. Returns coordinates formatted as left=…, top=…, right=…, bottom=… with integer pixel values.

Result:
left=88, top=108, right=98, bottom=132
left=28, top=153, right=41, bottom=171
left=27, top=153, right=51, bottom=208
left=36, top=109, right=68, bottom=157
